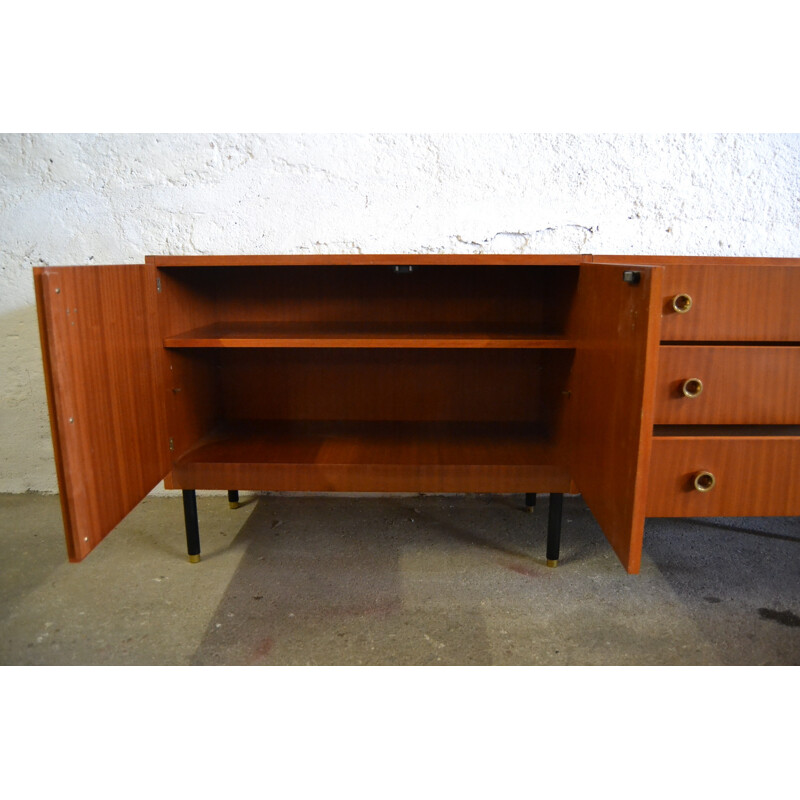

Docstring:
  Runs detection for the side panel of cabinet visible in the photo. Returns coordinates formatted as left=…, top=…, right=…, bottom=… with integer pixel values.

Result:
left=34, top=264, right=170, bottom=561
left=566, top=263, right=663, bottom=573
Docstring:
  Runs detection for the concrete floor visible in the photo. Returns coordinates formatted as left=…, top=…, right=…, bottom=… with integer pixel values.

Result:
left=1, top=491, right=798, bottom=665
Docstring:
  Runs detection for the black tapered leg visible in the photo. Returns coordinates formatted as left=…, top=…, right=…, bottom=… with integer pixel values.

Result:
left=182, top=489, right=201, bottom=563
left=525, top=492, right=537, bottom=513
left=546, top=492, right=563, bottom=568
left=228, top=490, right=240, bottom=509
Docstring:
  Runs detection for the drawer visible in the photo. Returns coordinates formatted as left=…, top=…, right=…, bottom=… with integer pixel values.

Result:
left=647, top=433, right=800, bottom=517
left=660, top=265, right=800, bottom=341
left=654, top=346, right=800, bottom=424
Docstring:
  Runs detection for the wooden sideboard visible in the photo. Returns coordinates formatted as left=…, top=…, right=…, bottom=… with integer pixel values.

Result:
left=33, top=254, right=800, bottom=574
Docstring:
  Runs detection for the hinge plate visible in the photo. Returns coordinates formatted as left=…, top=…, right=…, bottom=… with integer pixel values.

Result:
left=156, top=277, right=162, bottom=293
left=622, top=270, right=641, bottom=285
left=169, top=437, right=174, bottom=452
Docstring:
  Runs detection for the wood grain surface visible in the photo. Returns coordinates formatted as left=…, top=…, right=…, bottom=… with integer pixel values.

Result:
left=170, top=420, right=572, bottom=493
left=151, top=254, right=591, bottom=267
left=591, top=256, right=800, bottom=339
left=149, top=259, right=222, bottom=465
left=34, top=264, right=169, bottom=561
left=658, top=264, right=800, bottom=341
left=592, top=255, right=800, bottom=267
left=654, top=345, right=800, bottom=424
left=216, top=349, right=572, bottom=424
left=565, top=262, right=664, bottom=573
left=156, top=264, right=579, bottom=335
left=648, top=434, right=800, bottom=516
left=36, top=254, right=799, bottom=566
left=164, top=321, right=577, bottom=349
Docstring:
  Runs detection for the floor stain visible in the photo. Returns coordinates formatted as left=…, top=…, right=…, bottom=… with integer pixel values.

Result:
left=249, top=637, right=274, bottom=663
left=704, top=596, right=722, bottom=604
left=502, top=560, right=539, bottom=579
left=337, top=598, right=401, bottom=619
left=757, top=608, right=800, bottom=627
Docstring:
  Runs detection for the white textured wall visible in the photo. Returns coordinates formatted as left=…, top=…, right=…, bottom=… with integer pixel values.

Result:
left=1, top=133, right=799, bottom=493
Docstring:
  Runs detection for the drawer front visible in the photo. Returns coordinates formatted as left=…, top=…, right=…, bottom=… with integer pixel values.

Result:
left=647, top=436, right=800, bottom=517
left=654, top=346, right=800, bottom=424
left=660, top=265, right=800, bottom=341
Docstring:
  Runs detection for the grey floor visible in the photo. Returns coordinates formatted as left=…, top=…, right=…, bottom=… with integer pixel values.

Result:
left=1, top=491, right=798, bottom=665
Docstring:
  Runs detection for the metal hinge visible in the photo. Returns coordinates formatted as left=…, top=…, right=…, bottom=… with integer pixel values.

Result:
left=156, top=277, right=162, bottom=293
left=622, top=270, right=641, bottom=285
left=169, top=437, right=174, bottom=452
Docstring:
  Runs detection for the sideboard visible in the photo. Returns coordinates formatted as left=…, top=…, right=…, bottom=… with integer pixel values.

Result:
left=33, top=254, right=800, bottom=573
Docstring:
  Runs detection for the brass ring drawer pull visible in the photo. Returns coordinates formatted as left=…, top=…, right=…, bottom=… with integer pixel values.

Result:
left=693, top=471, right=716, bottom=492
left=681, top=378, right=704, bottom=398
left=672, top=293, right=693, bottom=313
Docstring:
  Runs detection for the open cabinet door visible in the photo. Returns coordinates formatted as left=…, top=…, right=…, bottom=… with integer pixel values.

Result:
left=567, top=262, right=663, bottom=573
left=34, top=264, right=170, bottom=561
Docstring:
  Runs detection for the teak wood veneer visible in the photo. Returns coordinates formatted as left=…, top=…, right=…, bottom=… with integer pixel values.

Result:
left=33, top=254, right=800, bottom=574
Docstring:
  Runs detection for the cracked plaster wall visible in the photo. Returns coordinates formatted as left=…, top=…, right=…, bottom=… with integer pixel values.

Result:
left=1, top=132, right=799, bottom=493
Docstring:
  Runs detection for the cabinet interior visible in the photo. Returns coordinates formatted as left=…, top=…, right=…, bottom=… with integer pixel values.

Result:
left=158, top=264, right=580, bottom=489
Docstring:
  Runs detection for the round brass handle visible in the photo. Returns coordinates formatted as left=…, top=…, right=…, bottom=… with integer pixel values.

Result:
left=672, top=293, right=693, bottom=313
left=693, top=471, right=716, bottom=492
left=681, top=378, right=704, bottom=398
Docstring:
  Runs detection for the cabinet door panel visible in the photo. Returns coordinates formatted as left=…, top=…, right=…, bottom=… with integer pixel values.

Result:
left=34, top=264, right=170, bottom=561
left=567, top=263, right=663, bottom=573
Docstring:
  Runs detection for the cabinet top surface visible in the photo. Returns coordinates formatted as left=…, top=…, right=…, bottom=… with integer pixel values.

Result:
left=146, top=254, right=589, bottom=267
left=145, top=254, right=800, bottom=267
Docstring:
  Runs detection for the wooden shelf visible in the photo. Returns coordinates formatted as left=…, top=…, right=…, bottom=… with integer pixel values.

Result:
left=164, top=321, right=575, bottom=349
left=170, top=420, right=572, bottom=493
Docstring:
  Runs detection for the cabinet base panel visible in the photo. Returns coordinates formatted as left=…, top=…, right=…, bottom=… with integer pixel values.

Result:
left=171, top=464, right=573, bottom=494
left=170, top=420, right=572, bottom=494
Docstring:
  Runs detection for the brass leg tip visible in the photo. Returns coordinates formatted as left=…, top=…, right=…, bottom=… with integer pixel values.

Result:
left=525, top=506, right=534, bottom=513
left=546, top=559, right=558, bottom=568
left=229, top=501, right=239, bottom=509
left=188, top=554, right=201, bottom=564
